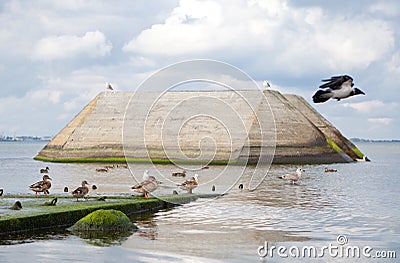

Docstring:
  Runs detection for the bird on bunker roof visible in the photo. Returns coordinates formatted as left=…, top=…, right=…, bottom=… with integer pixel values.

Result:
left=263, top=80, right=271, bottom=89
left=312, top=75, right=365, bottom=103
left=106, top=82, right=113, bottom=91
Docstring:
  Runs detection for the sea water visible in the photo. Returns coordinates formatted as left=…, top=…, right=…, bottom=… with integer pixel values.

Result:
left=0, top=141, right=398, bottom=262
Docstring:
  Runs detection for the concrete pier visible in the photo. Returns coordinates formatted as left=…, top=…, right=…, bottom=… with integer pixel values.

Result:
left=0, top=195, right=215, bottom=235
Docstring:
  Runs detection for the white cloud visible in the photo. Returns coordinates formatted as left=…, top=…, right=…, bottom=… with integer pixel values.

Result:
left=369, top=2, right=399, bottom=17
left=32, top=31, right=112, bottom=61
left=341, top=100, right=399, bottom=113
left=387, top=51, right=400, bottom=73
left=123, top=0, right=223, bottom=56
left=28, top=89, right=62, bottom=104
left=368, top=118, right=394, bottom=125
left=0, top=0, right=399, bottom=140
left=123, top=0, right=394, bottom=74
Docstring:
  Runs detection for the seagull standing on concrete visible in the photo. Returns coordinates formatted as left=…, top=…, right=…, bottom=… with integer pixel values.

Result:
left=106, top=82, right=113, bottom=91
left=312, top=75, right=365, bottom=103
left=279, top=168, right=305, bottom=184
left=263, top=80, right=271, bottom=89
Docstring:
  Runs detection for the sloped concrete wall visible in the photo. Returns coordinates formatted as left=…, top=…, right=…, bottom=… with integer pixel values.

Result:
left=36, top=90, right=363, bottom=164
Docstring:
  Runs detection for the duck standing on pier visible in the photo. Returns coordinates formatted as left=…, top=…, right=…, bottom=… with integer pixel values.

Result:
left=131, top=174, right=158, bottom=198
left=72, top=180, right=90, bottom=201
left=29, top=175, right=52, bottom=196
left=178, top=174, right=199, bottom=194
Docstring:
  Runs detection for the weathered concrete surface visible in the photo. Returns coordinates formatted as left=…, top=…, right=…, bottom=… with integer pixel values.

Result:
left=35, top=90, right=363, bottom=164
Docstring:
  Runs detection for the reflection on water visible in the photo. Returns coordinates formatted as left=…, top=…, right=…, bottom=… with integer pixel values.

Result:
left=126, top=212, right=160, bottom=241
left=69, top=229, right=133, bottom=247
left=0, top=228, right=69, bottom=246
left=0, top=142, right=399, bottom=262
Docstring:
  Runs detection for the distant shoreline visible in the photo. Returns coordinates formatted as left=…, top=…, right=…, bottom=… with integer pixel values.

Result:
left=1, top=137, right=399, bottom=143
left=351, top=138, right=400, bottom=143
left=0, top=138, right=50, bottom=142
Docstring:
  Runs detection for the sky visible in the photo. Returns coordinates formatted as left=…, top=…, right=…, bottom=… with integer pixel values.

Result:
left=0, top=0, right=399, bottom=140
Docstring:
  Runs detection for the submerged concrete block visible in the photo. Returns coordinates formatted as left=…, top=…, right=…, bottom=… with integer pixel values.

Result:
left=35, top=90, right=363, bottom=164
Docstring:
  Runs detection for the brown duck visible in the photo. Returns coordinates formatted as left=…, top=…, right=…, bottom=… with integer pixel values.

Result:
left=72, top=180, right=90, bottom=201
left=131, top=176, right=158, bottom=198
left=177, top=174, right=199, bottom=194
left=29, top=175, right=52, bottom=196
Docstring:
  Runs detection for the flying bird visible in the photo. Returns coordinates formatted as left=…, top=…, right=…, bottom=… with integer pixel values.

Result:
left=278, top=168, right=304, bottom=184
left=312, top=75, right=365, bottom=103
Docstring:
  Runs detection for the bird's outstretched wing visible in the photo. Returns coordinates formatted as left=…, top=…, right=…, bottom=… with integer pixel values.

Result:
left=319, top=75, right=353, bottom=90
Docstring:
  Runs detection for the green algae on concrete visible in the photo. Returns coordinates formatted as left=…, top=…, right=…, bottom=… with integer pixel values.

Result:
left=34, top=155, right=234, bottom=165
left=352, top=147, right=364, bottom=159
left=70, top=209, right=135, bottom=232
left=326, top=137, right=344, bottom=153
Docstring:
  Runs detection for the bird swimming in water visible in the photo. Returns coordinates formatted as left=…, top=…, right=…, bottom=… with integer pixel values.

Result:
left=177, top=174, right=199, bottom=194
left=312, top=75, right=365, bottom=103
left=171, top=170, right=186, bottom=177
left=278, top=168, right=305, bottom=184
left=324, top=168, right=337, bottom=173
left=72, top=180, right=90, bottom=201
left=40, top=167, right=49, bottom=174
left=29, top=175, right=52, bottom=196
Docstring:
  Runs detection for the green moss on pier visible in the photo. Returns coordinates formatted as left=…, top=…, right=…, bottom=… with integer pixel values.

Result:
left=70, top=209, right=134, bottom=232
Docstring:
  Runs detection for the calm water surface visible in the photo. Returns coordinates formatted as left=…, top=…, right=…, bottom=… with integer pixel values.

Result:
left=0, top=141, right=399, bottom=262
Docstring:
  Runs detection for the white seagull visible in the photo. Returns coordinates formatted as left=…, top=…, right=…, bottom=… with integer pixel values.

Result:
left=312, top=75, right=365, bottom=103
left=278, top=168, right=305, bottom=184
left=106, top=82, right=113, bottom=91
left=263, top=80, right=271, bottom=89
